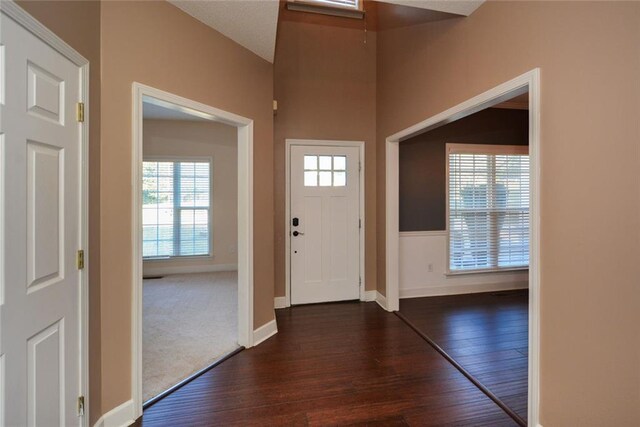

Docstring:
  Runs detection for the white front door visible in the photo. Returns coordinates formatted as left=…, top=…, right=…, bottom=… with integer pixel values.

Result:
left=290, top=145, right=360, bottom=304
left=1, top=11, right=84, bottom=427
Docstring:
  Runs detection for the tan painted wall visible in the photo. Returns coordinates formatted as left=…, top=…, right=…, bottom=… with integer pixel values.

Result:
left=100, top=0, right=274, bottom=412
left=142, top=119, right=238, bottom=272
left=15, top=0, right=640, bottom=424
left=14, top=1, right=103, bottom=423
left=274, top=21, right=377, bottom=296
left=376, top=1, right=640, bottom=424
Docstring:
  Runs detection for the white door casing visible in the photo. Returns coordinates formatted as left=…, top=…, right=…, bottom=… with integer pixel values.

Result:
left=131, top=84, right=254, bottom=418
left=0, top=7, right=87, bottom=427
left=290, top=145, right=360, bottom=304
left=384, top=69, right=541, bottom=424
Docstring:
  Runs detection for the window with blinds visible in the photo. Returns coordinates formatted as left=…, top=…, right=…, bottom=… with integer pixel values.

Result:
left=142, top=159, right=211, bottom=259
left=316, top=0, right=359, bottom=8
left=447, top=144, right=529, bottom=273
left=291, top=0, right=359, bottom=9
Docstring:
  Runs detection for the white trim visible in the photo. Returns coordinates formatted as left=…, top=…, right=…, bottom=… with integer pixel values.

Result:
left=284, top=139, right=366, bottom=306
left=0, top=2, right=91, bottom=425
left=444, top=267, right=528, bottom=277
left=0, top=1, right=87, bottom=66
left=92, top=399, right=135, bottom=427
left=385, top=140, right=400, bottom=312
left=385, top=69, right=541, bottom=425
left=375, top=291, right=388, bottom=311
left=363, top=290, right=376, bottom=302
left=132, top=83, right=254, bottom=419
left=252, top=319, right=278, bottom=346
left=274, top=296, right=287, bottom=309
left=399, top=280, right=528, bottom=299
left=399, top=230, right=447, bottom=238
left=143, top=263, right=238, bottom=276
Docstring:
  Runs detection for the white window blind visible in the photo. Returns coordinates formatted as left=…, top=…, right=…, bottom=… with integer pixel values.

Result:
left=447, top=144, right=529, bottom=273
left=294, top=0, right=359, bottom=9
left=142, top=160, right=211, bottom=259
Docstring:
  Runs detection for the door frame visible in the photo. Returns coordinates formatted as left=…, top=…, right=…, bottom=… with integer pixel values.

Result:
left=131, top=84, right=254, bottom=417
left=0, top=1, right=91, bottom=425
left=284, top=139, right=366, bottom=307
left=384, top=69, right=541, bottom=425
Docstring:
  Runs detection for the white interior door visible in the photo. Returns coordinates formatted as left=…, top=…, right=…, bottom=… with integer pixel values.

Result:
left=290, top=145, right=360, bottom=304
left=0, top=11, right=83, bottom=427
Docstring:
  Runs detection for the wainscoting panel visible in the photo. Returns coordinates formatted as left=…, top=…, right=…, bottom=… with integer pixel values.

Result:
left=399, top=231, right=528, bottom=298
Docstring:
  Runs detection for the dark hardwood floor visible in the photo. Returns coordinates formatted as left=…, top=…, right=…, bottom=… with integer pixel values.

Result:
left=137, top=302, right=519, bottom=426
left=399, top=290, right=529, bottom=423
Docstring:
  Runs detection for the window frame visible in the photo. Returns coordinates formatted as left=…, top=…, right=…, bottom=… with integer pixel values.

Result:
left=303, top=154, right=348, bottom=187
left=289, top=0, right=361, bottom=11
left=445, top=143, right=530, bottom=275
left=142, top=155, right=214, bottom=261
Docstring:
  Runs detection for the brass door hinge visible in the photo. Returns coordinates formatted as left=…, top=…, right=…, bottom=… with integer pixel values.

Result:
left=76, top=102, right=85, bottom=122
left=77, top=396, right=85, bottom=416
left=76, top=250, right=85, bottom=270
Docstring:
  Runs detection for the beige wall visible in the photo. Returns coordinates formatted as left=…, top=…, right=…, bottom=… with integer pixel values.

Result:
left=376, top=2, right=640, bottom=424
left=15, top=0, right=103, bottom=423
left=274, top=21, right=377, bottom=296
left=100, top=0, right=274, bottom=412
left=142, top=119, right=238, bottom=273
left=18, top=0, right=275, bottom=420
left=14, top=0, right=640, bottom=424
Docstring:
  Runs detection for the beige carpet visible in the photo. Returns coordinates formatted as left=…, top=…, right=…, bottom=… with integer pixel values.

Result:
left=143, top=271, right=239, bottom=402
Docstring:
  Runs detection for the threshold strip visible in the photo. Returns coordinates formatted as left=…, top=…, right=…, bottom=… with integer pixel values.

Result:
left=394, top=311, right=526, bottom=427
left=143, top=346, right=245, bottom=410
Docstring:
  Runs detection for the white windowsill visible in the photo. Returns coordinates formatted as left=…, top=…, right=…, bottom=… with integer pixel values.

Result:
left=143, top=254, right=214, bottom=262
left=445, top=267, right=529, bottom=277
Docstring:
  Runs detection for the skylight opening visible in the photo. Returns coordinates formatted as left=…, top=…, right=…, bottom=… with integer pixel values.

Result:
left=286, top=0, right=364, bottom=18
left=312, top=0, right=360, bottom=10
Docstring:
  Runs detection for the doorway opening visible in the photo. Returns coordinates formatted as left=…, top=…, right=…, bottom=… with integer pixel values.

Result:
left=131, top=84, right=254, bottom=418
left=284, top=139, right=366, bottom=306
left=385, top=70, right=540, bottom=425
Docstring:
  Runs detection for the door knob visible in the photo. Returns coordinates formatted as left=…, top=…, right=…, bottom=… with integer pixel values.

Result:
left=293, top=231, right=304, bottom=237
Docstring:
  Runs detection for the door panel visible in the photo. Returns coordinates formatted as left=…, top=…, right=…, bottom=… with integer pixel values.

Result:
left=290, top=145, right=360, bottom=305
left=1, top=11, right=82, bottom=427
left=27, top=62, right=65, bottom=124
left=27, top=320, right=64, bottom=427
left=27, top=141, right=64, bottom=292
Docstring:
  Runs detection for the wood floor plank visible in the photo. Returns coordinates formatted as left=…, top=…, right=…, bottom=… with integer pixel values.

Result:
left=399, top=290, right=528, bottom=423
left=137, top=302, right=518, bottom=426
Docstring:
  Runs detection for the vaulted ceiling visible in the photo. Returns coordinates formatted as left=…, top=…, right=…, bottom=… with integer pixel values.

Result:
left=169, top=0, right=484, bottom=63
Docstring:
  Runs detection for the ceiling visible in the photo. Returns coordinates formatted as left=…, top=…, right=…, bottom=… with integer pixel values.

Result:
left=143, top=101, right=212, bottom=122
left=377, top=0, right=484, bottom=17
left=168, top=0, right=280, bottom=62
left=168, top=0, right=485, bottom=63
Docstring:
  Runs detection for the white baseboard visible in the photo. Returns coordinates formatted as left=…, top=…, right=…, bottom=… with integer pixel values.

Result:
left=93, top=399, right=135, bottom=427
left=362, top=290, right=377, bottom=302
left=375, top=291, right=389, bottom=311
left=143, top=263, right=238, bottom=276
left=253, top=318, right=278, bottom=346
left=399, top=280, right=528, bottom=299
left=274, top=296, right=288, bottom=309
